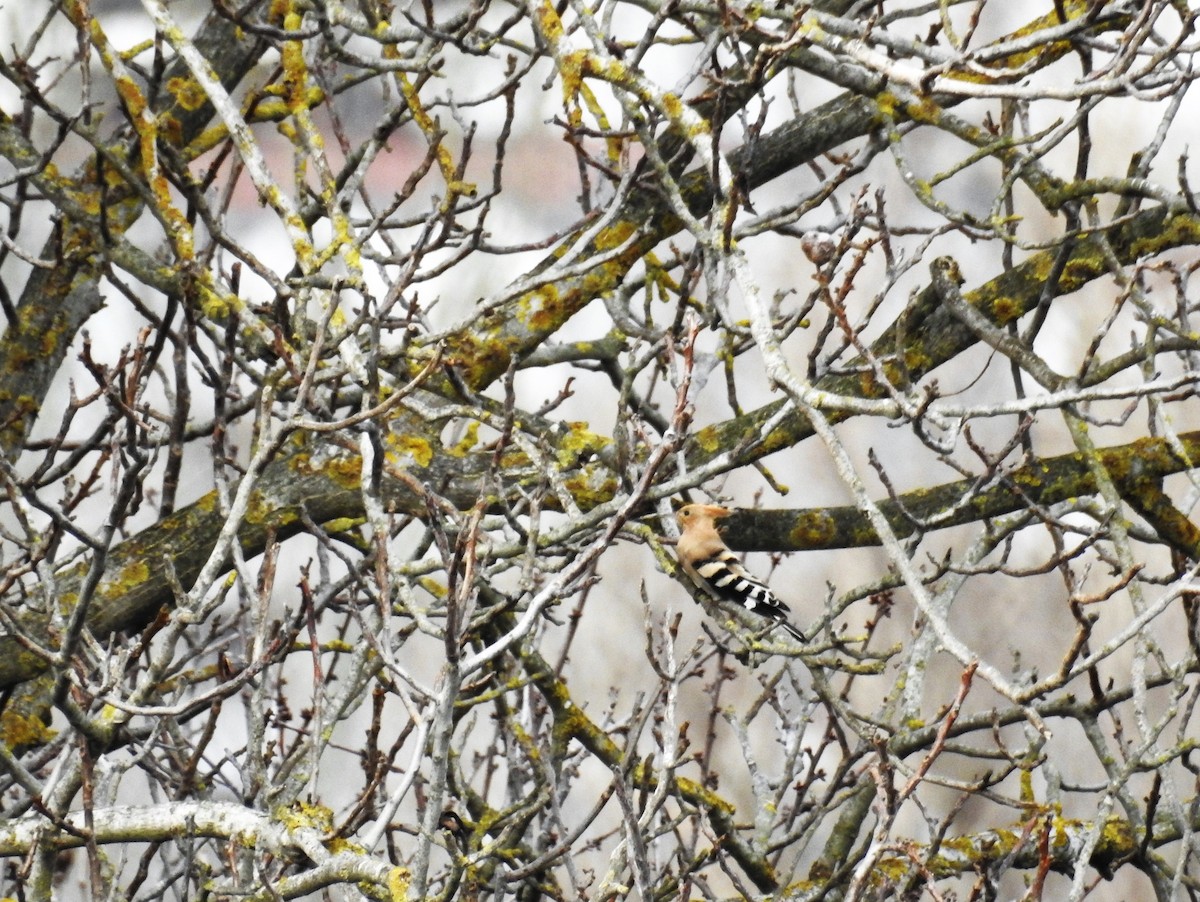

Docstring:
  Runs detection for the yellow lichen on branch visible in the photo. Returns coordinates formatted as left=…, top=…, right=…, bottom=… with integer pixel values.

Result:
left=68, top=2, right=196, bottom=264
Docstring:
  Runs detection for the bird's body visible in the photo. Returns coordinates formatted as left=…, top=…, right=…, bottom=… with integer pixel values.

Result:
left=674, top=503, right=805, bottom=643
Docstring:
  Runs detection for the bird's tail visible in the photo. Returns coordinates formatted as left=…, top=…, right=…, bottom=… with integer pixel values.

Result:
left=776, top=618, right=806, bottom=643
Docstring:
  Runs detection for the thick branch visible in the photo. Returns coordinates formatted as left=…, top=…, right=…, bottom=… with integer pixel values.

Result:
left=722, top=432, right=1200, bottom=555
left=688, top=206, right=1200, bottom=464
left=0, top=6, right=267, bottom=455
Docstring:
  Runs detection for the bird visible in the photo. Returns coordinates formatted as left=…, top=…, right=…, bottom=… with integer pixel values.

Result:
left=674, top=503, right=806, bottom=643
left=438, top=809, right=468, bottom=851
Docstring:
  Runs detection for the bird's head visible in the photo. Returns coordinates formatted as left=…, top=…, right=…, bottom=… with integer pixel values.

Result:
left=676, top=503, right=733, bottom=529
